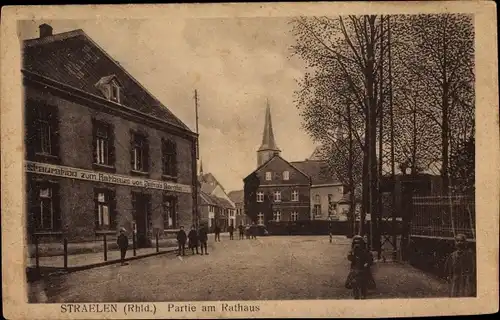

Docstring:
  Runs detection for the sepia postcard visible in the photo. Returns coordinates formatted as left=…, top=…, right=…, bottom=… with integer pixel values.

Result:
left=1, top=1, right=498, bottom=319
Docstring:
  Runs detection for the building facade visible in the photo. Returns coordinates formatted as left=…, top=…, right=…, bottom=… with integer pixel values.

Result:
left=243, top=102, right=348, bottom=225
left=24, top=25, right=198, bottom=246
left=228, top=190, right=251, bottom=226
left=199, top=171, right=236, bottom=231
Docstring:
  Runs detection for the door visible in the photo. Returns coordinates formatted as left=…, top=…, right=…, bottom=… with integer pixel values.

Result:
left=133, top=192, right=151, bottom=248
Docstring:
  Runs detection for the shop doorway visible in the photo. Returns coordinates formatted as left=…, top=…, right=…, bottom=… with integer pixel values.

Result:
left=132, top=192, right=151, bottom=248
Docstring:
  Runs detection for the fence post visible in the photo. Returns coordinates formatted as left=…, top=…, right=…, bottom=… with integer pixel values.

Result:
left=63, top=238, right=68, bottom=269
left=103, top=234, right=108, bottom=262
left=156, top=232, right=159, bottom=253
left=34, top=235, right=40, bottom=270
left=132, top=232, right=137, bottom=257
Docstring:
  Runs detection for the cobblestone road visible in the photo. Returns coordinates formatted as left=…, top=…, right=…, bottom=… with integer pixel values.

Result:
left=28, top=235, right=448, bottom=302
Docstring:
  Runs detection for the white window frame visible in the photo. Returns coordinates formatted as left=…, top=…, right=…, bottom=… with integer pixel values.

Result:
left=38, top=187, right=54, bottom=230
left=95, top=123, right=109, bottom=165
left=274, top=191, right=281, bottom=202
left=283, top=171, right=290, bottom=180
left=257, top=212, right=264, bottom=225
left=257, top=191, right=264, bottom=203
left=110, top=84, right=120, bottom=103
left=291, top=211, right=299, bottom=221
left=265, top=172, right=272, bottom=181
left=292, top=190, right=299, bottom=202
left=315, top=194, right=320, bottom=204
left=96, top=192, right=111, bottom=228
left=273, top=211, right=281, bottom=222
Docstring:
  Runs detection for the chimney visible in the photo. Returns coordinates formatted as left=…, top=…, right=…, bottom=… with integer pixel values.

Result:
left=39, top=24, right=53, bottom=38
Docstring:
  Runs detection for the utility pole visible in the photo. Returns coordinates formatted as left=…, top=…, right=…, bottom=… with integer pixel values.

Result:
left=194, top=89, right=200, bottom=229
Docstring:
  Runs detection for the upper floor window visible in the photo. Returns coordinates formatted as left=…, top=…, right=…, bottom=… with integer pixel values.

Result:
left=283, top=171, right=290, bottom=180
left=315, top=194, right=320, bottom=203
left=265, top=172, right=272, bottom=181
left=96, top=75, right=122, bottom=104
left=93, top=120, right=114, bottom=166
left=131, top=133, right=149, bottom=172
left=95, top=189, right=116, bottom=230
left=26, top=102, right=59, bottom=158
left=274, top=191, right=281, bottom=202
left=257, top=192, right=264, bottom=203
left=162, top=139, right=177, bottom=177
left=292, top=190, right=299, bottom=202
left=110, top=84, right=120, bottom=103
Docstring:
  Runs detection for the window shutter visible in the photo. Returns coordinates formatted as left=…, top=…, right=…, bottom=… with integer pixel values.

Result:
left=50, top=105, right=60, bottom=158
left=173, top=142, right=178, bottom=176
left=130, top=132, right=135, bottom=170
left=110, top=189, right=117, bottom=228
left=52, top=183, right=62, bottom=231
left=91, top=118, right=97, bottom=164
left=109, top=124, right=115, bottom=166
left=143, top=137, right=150, bottom=172
left=161, top=139, right=165, bottom=174
left=25, top=102, right=37, bottom=159
left=94, top=189, right=99, bottom=229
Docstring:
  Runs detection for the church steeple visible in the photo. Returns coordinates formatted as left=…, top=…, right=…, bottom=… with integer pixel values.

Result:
left=257, top=98, right=281, bottom=166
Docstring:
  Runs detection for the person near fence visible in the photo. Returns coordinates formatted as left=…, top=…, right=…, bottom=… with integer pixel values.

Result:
left=198, top=224, right=209, bottom=255
left=117, top=227, right=129, bottom=266
left=238, top=224, right=245, bottom=240
left=176, top=226, right=187, bottom=256
left=214, top=225, right=221, bottom=242
left=228, top=224, right=235, bottom=240
left=444, top=233, right=476, bottom=297
left=188, top=225, right=199, bottom=255
left=345, top=235, right=374, bottom=299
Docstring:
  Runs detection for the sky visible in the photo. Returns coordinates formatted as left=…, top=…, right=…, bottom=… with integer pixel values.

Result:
left=18, top=18, right=317, bottom=192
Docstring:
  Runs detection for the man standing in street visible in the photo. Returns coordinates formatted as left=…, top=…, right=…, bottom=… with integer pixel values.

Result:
left=228, top=224, right=234, bottom=240
left=176, top=226, right=187, bottom=256
left=198, top=224, right=209, bottom=255
left=251, top=222, right=258, bottom=240
left=214, top=224, right=221, bottom=242
left=238, top=224, right=245, bottom=240
left=188, top=225, right=199, bottom=255
left=117, top=227, right=129, bottom=266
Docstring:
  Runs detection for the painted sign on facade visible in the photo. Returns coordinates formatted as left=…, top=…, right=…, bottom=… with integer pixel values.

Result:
left=25, top=161, right=192, bottom=194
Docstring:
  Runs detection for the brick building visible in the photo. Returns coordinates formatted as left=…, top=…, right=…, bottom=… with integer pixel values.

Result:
left=243, top=102, right=348, bottom=226
left=23, top=25, right=198, bottom=246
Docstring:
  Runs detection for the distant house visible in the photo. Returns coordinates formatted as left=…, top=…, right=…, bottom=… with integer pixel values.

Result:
left=243, top=102, right=349, bottom=226
left=198, top=170, right=236, bottom=230
left=228, top=190, right=251, bottom=226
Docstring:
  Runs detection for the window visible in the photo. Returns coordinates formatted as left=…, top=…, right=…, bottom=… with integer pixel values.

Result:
left=131, top=133, right=149, bottom=172
left=273, top=211, right=281, bottom=222
left=314, top=204, right=322, bottom=216
left=292, top=190, right=299, bottom=202
left=163, top=196, right=177, bottom=229
left=110, top=84, right=120, bottom=103
left=257, top=212, right=264, bottom=225
left=274, top=191, right=281, bottom=202
left=94, top=121, right=114, bottom=166
left=229, top=210, right=235, bottom=218
left=315, top=194, right=320, bottom=203
left=257, top=192, right=264, bottom=203
left=95, top=190, right=115, bottom=230
left=265, top=172, right=272, bottom=181
left=283, top=171, right=289, bottom=180
left=291, top=211, right=299, bottom=221
left=29, top=104, right=59, bottom=157
left=29, top=183, right=61, bottom=232
left=162, top=139, right=177, bottom=177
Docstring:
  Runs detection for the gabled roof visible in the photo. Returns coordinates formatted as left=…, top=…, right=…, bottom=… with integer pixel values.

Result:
left=290, top=160, right=340, bottom=185
left=244, top=154, right=311, bottom=182
left=199, top=191, right=216, bottom=206
left=199, top=173, right=226, bottom=193
left=227, top=190, right=244, bottom=204
left=22, top=29, right=192, bottom=133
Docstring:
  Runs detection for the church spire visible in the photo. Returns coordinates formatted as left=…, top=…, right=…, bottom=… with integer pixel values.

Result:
left=257, top=98, right=280, bottom=166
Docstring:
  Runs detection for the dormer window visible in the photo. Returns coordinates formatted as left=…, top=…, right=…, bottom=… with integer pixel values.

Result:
left=95, top=75, right=123, bottom=104
left=110, top=84, right=120, bottom=103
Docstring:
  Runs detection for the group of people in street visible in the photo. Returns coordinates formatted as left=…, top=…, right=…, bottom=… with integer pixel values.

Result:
left=344, top=233, right=476, bottom=299
left=176, top=225, right=209, bottom=256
